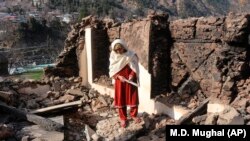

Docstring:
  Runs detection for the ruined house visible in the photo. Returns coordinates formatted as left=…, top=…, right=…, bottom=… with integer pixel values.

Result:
left=46, top=12, right=250, bottom=120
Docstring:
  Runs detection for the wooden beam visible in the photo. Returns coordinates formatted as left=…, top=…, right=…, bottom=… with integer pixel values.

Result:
left=0, top=102, right=63, bottom=131
left=30, top=100, right=83, bottom=114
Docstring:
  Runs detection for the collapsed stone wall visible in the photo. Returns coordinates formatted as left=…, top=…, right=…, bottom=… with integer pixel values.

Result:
left=44, top=16, right=109, bottom=77
left=47, top=13, right=250, bottom=103
left=170, top=13, right=250, bottom=104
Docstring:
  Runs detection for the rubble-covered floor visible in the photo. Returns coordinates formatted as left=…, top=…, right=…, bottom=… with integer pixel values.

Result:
left=0, top=76, right=175, bottom=141
left=1, top=75, right=249, bottom=141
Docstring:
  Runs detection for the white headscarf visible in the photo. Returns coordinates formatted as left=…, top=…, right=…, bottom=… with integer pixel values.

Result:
left=109, top=39, right=139, bottom=82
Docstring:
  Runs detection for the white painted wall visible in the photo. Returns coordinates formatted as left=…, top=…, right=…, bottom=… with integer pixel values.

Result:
left=79, top=42, right=88, bottom=86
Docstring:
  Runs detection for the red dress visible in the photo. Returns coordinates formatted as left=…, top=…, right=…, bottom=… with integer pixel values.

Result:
left=114, top=65, right=139, bottom=108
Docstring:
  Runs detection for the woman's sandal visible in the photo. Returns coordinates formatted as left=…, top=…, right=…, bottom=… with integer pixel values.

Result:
left=120, top=120, right=126, bottom=128
left=132, top=117, right=142, bottom=124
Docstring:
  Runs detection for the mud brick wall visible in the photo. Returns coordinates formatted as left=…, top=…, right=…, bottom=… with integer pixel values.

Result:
left=169, top=13, right=250, bottom=104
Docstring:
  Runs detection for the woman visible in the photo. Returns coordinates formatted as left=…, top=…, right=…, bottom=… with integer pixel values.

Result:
left=109, top=39, right=141, bottom=128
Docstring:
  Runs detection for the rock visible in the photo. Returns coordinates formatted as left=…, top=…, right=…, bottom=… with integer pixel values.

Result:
left=83, top=105, right=91, bottom=111
left=100, top=112, right=108, bottom=117
left=192, top=115, right=207, bottom=124
left=232, top=96, right=248, bottom=108
left=54, top=76, right=60, bottom=81
left=49, top=76, right=54, bottom=82
left=91, top=133, right=101, bottom=141
left=53, top=81, right=61, bottom=92
left=21, top=136, right=30, bottom=141
left=91, top=96, right=110, bottom=112
left=73, top=77, right=82, bottom=83
left=89, top=89, right=98, bottom=98
left=17, top=84, right=51, bottom=96
left=14, top=78, right=21, bottom=83
left=243, top=115, right=250, bottom=122
left=27, top=99, right=39, bottom=109
left=66, top=89, right=85, bottom=96
left=246, top=106, right=250, bottom=114
left=98, top=96, right=108, bottom=107
left=0, top=124, right=14, bottom=140
left=217, top=107, right=244, bottom=125
left=0, top=77, right=4, bottom=82
left=12, top=85, right=19, bottom=89
left=59, top=94, right=75, bottom=102
left=144, top=117, right=151, bottom=129
left=69, top=77, right=75, bottom=82
left=19, top=125, right=63, bottom=141
left=224, top=13, right=250, bottom=43
left=205, top=114, right=218, bottom=125
left=96, top=117, right=144, bottom=140
left=85, top=125, right=96, bottom=141
left=60, top=84, right=67, bottom=91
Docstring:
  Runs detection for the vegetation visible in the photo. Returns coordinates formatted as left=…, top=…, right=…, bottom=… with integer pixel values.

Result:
left=14, top=70, right=44, bottom=80
left=17, top=17, right=67, bottom=44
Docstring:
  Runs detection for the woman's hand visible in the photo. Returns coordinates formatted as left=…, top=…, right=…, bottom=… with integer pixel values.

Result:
left=128, top=75, right=133, bottom=81
left=117, top=75, right=125, bottom=82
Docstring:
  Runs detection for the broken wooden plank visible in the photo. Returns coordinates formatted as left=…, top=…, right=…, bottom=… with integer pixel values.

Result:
left=0, top=102, right=63, bottom=131
left=30, top=100, right=83, bottom=114
left=175, top=98, right=210, bottom=125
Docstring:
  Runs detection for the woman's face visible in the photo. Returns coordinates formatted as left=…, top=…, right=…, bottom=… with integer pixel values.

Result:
left=114, top=43, right=126, bottom=54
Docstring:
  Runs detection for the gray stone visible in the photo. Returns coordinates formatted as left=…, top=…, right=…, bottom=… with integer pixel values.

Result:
left=21, top=136, right=29, bottom=141
left=205, top=114, right=218, bottom=125
left=19, top=125, right=64, bottom=141
left=246, top=106, right=250, bottom=114
left=66, top=89, right=85, bottom=96
left=0, top=77, right=3, bottom=82
left=54, top=76, right=60, bottom=81
left=85, top=125, right=96, bottom=141
left=53, top=81, right=61, bottom=92
left=96, top=117, right=144, bottom=141
left=98, top=96, right=108, bottom=107
left=74, top=77, right=82, bottom=83
left=91, top=133, right=101, bottom=141
left=27, top=100, right=39, bottom=109
left=192, top=115, right=207, bottom=124
left=69, top=77, right=75, bottom=81
left=217, top=107, right=244, bottom=125
left=100, top=112, right=108, bottom=117
left=59, top=94, right=75, bottom=102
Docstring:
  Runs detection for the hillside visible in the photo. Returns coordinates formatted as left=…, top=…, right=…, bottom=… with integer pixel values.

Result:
left=1, top=0, right=250, bottom=20
left=46, top=0, right=250, bottom=19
